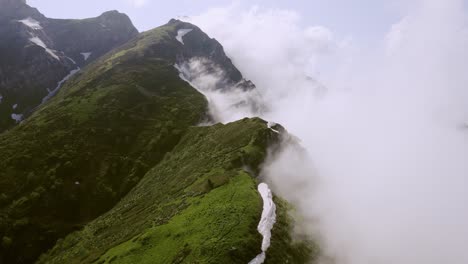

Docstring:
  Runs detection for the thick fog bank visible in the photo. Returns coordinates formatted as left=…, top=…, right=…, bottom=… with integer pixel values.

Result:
left=184, top=1, right=468, bottom=263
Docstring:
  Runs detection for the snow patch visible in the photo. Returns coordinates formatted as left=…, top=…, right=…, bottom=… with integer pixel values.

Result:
left=29, top=37, right=60, bottom=60
left=176, top=29, right=193, bottom=45
left=12, top=104, right=18, bottom=110
left=174, top=63, right=190, bottom=82
left=249, top=252, right=266, bottom=264
left=267, top=122, right=280, bottom=134
left=42, top=68, right=80, bottom=104
left=81, top=52, right=92, bottom=61
left=18, top=17, right=42, bottom=30
left=11, top=113, right=23, bottom=123
left=66, top=56, right=77, bottom=65
left=249, top=183, right=277, bottom=264
left=0, top=95, right=3, bottom=104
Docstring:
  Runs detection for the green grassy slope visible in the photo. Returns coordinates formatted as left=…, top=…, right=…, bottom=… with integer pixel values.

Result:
left=265, top=198, right=320, bottom=263
left=39, top=118, right=316, bottom=264
left=0, top=21, right=207, bottom=263
left=95, top=172, right=261, bottom=264
left=38, top=118, right=272, bottom=263
left=0, top=18, right=318, bottom=263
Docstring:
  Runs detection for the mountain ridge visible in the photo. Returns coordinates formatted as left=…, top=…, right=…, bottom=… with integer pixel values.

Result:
left=0, top=6, right=318, bottom=263
left=0, top=15, right=273, bottom=263
left=0, top=1, right=138, bottom=132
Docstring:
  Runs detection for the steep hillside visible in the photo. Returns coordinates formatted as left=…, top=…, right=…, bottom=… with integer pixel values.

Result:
left=0, top=18, right=270, bottom=263
left=37, top=118, right=315, bottom=264
left=0, top=0, right=138, bottom=132
left=0, top=13, right=317, bottom=263
left=38, top=118, right=270, bottom=263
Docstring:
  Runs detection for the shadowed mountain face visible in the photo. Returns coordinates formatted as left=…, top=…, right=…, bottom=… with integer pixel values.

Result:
left=0, top=0, right=138, bottom=132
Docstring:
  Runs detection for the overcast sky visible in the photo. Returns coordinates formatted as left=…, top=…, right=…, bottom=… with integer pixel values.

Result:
left=27, top=0, right=402, bottom=41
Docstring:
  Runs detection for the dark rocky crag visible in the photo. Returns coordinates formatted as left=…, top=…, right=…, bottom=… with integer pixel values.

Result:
left=171, top=19, right=256, bottom=91
left=0, top=0, right=138, bottom=132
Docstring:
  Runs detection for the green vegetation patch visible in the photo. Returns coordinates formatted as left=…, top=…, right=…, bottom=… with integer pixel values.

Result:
left=96, top=172, right=261, bottom=264
left=265, top=198, right=321, bottom=264
left=38, top=118, right=278, bottom=264
left=0, top=22, right=207, bottom=264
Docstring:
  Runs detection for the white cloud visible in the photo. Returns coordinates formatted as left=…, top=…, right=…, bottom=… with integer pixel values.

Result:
left=384, top=17, right=408, bottom=54
left=124, top=0, right=149, bottom=8
left=175, top=58, right=264, bottom=123
left=187, top=5, right=346, bottom=104
left=304, top=26, right=335, bottom=53
left=186, top=2, right=468, bottom=264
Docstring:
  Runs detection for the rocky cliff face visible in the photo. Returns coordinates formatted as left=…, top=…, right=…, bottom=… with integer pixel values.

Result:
left=0, top=0, right=138, bottom=132
left=46, top=10, right=139, bottom=65
left=169, top=19, right=256, bottom=91
left=0, top=0, right=40, bottom=19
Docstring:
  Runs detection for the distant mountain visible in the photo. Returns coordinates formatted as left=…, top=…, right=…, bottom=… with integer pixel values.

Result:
left=0, top=0, right=138, bottom=132
left=0, top=3, right=317, bottom=263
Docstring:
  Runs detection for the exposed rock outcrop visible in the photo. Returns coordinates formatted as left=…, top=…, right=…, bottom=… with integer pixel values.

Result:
left=0, top=1, right=138, bottom=132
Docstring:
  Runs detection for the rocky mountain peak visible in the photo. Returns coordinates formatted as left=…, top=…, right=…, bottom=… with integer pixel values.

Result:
left=99, top=10, right=123, bottom=17
left=0, top=0, right=41, bottom=19
left=0, top=4, right=138, bottom=132
left=95, top=10, right=138, bottom=35
left=0, top=0, right=26, bottom=7
left=168, top=19, right=255, bottom=90
left=99, top=10, right=131, bottom=23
